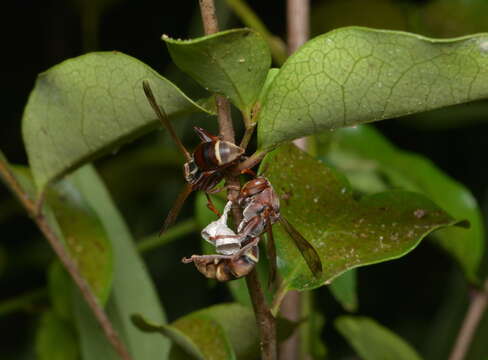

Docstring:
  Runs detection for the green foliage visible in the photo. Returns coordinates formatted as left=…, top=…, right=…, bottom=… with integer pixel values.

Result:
left=22, top=52, right=207, bottom=192
left=133, top=303, right=260, bottom=360
left=70, top=165, right=170, bottom=359
left=164, top=29, right=271, bottom=116
left=261, top=144, right=458, bottom=290
left=0, top=159, right=113, bottom=304
left=47, top=178, right=113, bottom=303
left=257, top=27, right=488, bottom=149
left=329, top=269, right=358, bottom=312
left=35, top=311, right=79, bottom=360
left=318, top=125, right=485, bottom=283
left=3, top=2, right=488, bottom=359
left=336, top=316, right=423, bottom=360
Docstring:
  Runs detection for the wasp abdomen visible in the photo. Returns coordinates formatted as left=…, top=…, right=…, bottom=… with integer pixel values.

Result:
left=193, top=141, right=244, bottom=170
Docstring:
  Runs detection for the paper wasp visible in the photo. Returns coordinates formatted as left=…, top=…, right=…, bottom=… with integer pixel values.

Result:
left=142, top=81, right=245, bottom=233
left=183, top=177, right=323, bottom=281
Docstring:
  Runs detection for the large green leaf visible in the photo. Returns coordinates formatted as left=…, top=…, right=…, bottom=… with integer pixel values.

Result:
left=257, top=27, right=488, bottom=149
left=336, top=316, right=423, bottom=360
left=133, top=303, right=260, bottom=360
left=261, top=144, right=458, bottom=290
left=164, top=29, right=271, bottom=115
left=35, top=311, right=79, bottom=360
left=22, top=52, right=207, bottom=192
left=318, top=125, right=485, bottom=283
left=70, top=165, right=169, bottom=359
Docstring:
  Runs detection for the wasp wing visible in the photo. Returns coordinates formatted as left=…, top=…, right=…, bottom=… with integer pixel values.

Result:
left=265, top=220, right=278, bottom=289
left=159, top=183, right=193, bottom=235
left=142, top=80, right=192, bottom=161
left=278, top=217, right=323, bottom=276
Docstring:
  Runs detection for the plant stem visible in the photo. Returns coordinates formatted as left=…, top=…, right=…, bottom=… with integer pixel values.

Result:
left=280, top=1, right=310, bottom=359
left=239, top=123, right=256, bottom=150
left=137, top=219, right=198, bottom=253
left=448, top=279, right=488, bottom=360
left=233, top=149, right=267, bottom=174
left=0, top=288, right=48, bottom=316
left=1, top=219, right=196, bottom=317
left=0, top=157, right=133, bottom=360
left=198, top=1, right=277, bottom=358
left=287, top=0, right=309, bottom=55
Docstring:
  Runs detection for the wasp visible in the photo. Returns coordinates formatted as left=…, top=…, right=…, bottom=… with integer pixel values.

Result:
left=184, top=177, right=323, bottom=281
left=142, top=81, right=245, bottom=233
left=183, top=238, right=260, bottom=282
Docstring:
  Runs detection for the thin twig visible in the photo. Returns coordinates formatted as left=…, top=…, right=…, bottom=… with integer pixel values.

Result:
left=287, top=0, right=309, bottom=55
left=280, top=1, right=310, bottom=359
left=233, top=149, right=267, bottom=174
left=137, top=219, right=198, bottom=253
left=448, top=279, right=488, bottom=360
left=0, top=288, right=48, bottom=316
left=239, top=123, right=257, bottom=150
left=0, top=158, right=132, bottom=360
left=198, top=1, right=277, bottom=359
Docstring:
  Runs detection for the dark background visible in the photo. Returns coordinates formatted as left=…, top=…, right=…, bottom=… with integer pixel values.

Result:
left=1, top=0, right=487, bottom=359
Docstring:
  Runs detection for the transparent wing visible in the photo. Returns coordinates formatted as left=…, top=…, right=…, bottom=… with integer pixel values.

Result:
left=159, top=183, right=193, bottom=235
left=142, top=80, right=191, bottom=161
left=278, top=217, right=323, bottom=276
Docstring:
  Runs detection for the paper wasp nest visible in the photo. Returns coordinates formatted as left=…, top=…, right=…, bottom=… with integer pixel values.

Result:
left=201, top=201, right=242, bottom=255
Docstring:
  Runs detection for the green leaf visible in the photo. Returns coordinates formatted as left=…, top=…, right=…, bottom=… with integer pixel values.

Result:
left=164, top=29, right=271, bottom=115
left=70, top=165, right=169, bottom=359
left=336, top=316, right=423, bottom=360
left=1, top=158, right=113, bottom=304
left=133, top=303, right=260, bottom=360
left=22, top=52, right=207, bottom=192
left=311, top=0, right=407, bottom=35
left=418, top=0, right=488, bottom=38
left=48, top=177, right=113, bottom=303
left=329, top=269, right=358, bottom=312
left=261, top=144, right=458, bottom=290
left=48, top=261, right=75, bottom=320
left=35, top=311, right=79, bottom=360
left=319, top=125, right=485, bottom=283
left=257, top=27, right=488, bottom=149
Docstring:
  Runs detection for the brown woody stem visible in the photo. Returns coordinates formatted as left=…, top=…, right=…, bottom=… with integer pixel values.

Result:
left=448, top=279, right=488, bottom=360
left=198, top=1, right=277, bottom=359
left=0, top=158, right=132, bottom=360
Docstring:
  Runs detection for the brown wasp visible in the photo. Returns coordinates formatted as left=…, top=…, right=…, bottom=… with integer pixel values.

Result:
left=184, top=176, right=323, bottom=281
left=142, top=81, right=245, bottom=233
left=183, top=238, right=260, bottom=282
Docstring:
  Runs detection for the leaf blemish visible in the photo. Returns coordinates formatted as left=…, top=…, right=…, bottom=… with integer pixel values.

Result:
left=479, top=39, right=488, bottom=53
left=413, top=209, right=427, bottom=219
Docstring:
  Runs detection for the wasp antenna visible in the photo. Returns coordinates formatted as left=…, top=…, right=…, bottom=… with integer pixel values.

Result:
left=142, top=80, right=191, bottom=161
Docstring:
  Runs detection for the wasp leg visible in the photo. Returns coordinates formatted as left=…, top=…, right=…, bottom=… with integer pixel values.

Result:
left=231, top=237, right=260, bottom=260
left=240, top=168, right=257, bottom=177
left=205, top=193, right=221, bottom=217
left=182, top=253, right=231, bottom=264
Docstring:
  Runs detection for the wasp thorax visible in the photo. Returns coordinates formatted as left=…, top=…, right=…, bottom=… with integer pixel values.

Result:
left=239, top=177, right=269, bottom=203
